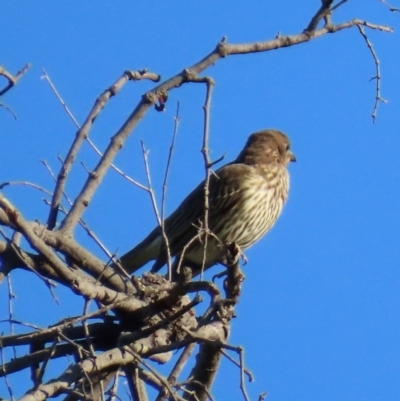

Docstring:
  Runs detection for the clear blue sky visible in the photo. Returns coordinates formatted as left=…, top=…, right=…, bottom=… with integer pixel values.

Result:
left=1, top=1, right=400, bottom=400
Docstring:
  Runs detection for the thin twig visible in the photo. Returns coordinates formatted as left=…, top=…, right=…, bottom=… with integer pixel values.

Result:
left=83, top=299, right=96, bottom=357
left=41, top=161, right=130, bottom=279
left=0, top=181, right=53, bottom=197
left=42, top=69, right=156, bottom=193
left=156, top=344, right=196, bottom=401
left=161, top=101, right=180, bottom=280
left=86, top=136, right=148, bottom=190
left=0, top=102, right=17, bottom=119
left=125, top=349, right=179, bottom=401
left=0, top=339, right=15, bottom=401
left=46, top=69, right=157, bottom=230
left=0, top=319, right=44, bottom=331
left=0, top=195, right=81, bottom=285
left=379, top=0, right=400, bottom=12
left=57, top=332, right=92, bottom=358
left=238, top=346, right=251, bottom=401
left=258, top=392, right=268, bottom=401
left=6, top=276, right=16, bottom=359
left=40, top=69, right=80, bottom=126
left=0, top=294, right=141, bottom=350
left=108, top=369, right=121, bottom=401
left=176, top=225, right=222, bottom=276
left=180, top=71, right=218, bottom=280
left=200, top=77, right=215, bottom=280
left=0, top=228, right=60, bottom=301
left=175, top=232, right=201, bottom=275
left=330, top=0, right=350, bottom=12
left=177, top=380, right=215, bottom=401
left=35, top=337, right=59, bottom=386
left=357, top=25, right=388, bottom=122
left=221, top=349, right=254, bottom=382
left=141, top=141, right=163, bottom=227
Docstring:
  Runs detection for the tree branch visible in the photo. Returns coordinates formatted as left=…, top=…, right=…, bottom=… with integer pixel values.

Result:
left=0, top=63, right=31, bottom=96
left=48, top=69, right=160, bottom=231
left=58, top=18, right=392, bottom=236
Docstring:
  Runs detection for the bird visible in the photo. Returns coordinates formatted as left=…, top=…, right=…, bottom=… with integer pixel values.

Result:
left=119, top=129, right=296, bottom=278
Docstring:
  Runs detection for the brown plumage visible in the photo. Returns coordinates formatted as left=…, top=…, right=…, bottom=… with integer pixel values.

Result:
left=119, top=129, right=295, bottom=277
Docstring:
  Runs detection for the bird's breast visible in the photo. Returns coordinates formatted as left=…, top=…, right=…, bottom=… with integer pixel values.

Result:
left=219, top=165, right=289, bottom=249
left=178, top=164, right=290, bottom=268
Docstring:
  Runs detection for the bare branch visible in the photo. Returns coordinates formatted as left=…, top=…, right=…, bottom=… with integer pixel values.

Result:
left=220, top=349, right=254, bottom=382
left=1, top=5, right=396, bottom=399
left=32, top=224, right=134, bottom=292
left=125, top=366, right=149, bottom=401
left=238, top=347, right=251, bottom=401
left=0, top=63, right=31, bottom=96
left=162, top=102, right=180, bottom=280
left=6, top=275, right=16, bottom=359
left=304, top=0, right=334, bottom=35
left=58, top=17, right=392, bottom=237
left=41, top=160, right=133, bottom=283
left=141, top=141, right=163, bottom=226
left=108, top=369, right=122, bottom=401
left=124, top=349, right=180, bottom=401
left=33, top=337, right=59, bottom=386
left=0, top=195, right=137, bottom=301
left=331, top=0, right=351, bottom=12
left=258, top=392, right=268, bottom=401
left=0, top=181, right=53, bottom=197
left=40, top=69, right=80, bottom=127
left=41, top=70, right=148, bottom=191
left=48, top=69, right=159, bottom=230
left=17, top=347, right=133, bottom=401
left=0, top=196, right=73, bottom=283
left=357, top=25, right=388, bottom=122
left=0, top=339, right=15, bottom=401
left=379, top=0, right=400, bottom=12
left=0, top=231, right=63, bottom=291
left=200, top=77, right=215, bottom=279
left=182, top=342, right=223, bottom=401
left=0, top=102, right=17, bottom=119
left=156, top=344, right=197, bottom=401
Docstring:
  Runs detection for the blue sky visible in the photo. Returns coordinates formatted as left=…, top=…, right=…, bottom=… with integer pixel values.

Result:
left=1, top=1, right=400, bottom=400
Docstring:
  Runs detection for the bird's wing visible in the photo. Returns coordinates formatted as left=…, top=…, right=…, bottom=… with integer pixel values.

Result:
left=158, top=163, right=257, bottom=261
left=118, top=225, right=163, bottom=273
left=120, top=163, right=257, bottom=273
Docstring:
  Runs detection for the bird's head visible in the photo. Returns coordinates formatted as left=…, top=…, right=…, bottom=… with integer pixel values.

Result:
left=237, top=129, right=296, bottom=166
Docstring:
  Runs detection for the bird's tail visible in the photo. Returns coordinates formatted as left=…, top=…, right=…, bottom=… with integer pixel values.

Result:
left=118, top=233, right=162, bottom=274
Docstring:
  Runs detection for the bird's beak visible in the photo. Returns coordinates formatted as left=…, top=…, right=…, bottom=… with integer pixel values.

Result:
left=288, top=150, right=296, bottom=162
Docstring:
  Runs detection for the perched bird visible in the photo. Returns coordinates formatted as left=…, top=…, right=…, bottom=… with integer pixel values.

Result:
left=119, top=129, right=295, bottom=277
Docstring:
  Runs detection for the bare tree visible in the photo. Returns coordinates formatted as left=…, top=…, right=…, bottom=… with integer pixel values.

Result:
left=0, top=2, right=396, bottom=401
